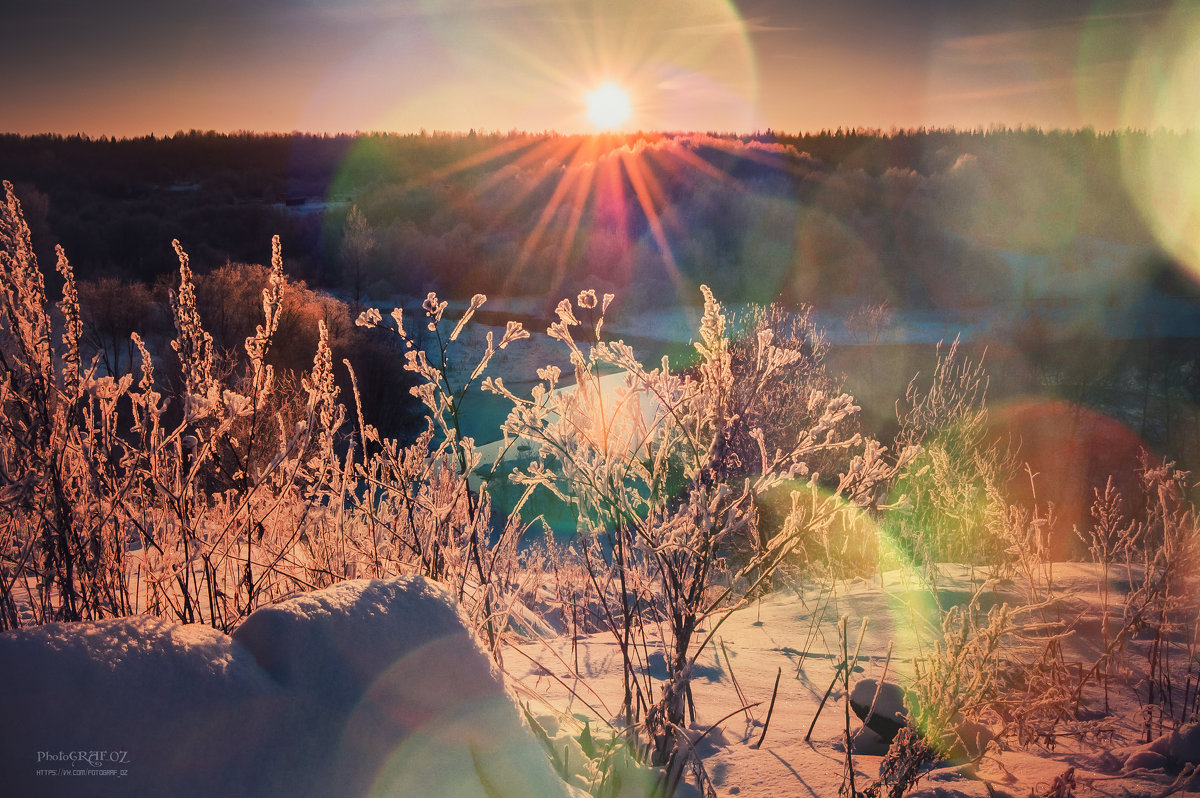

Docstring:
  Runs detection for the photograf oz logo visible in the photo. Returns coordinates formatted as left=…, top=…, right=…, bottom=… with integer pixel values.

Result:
left=35, top=750, right=130, bottom=778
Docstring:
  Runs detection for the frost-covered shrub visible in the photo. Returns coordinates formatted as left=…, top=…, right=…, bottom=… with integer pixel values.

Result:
left=481, top=286, right=916, bottom=779
left=0, top=181, right=345, bottom=630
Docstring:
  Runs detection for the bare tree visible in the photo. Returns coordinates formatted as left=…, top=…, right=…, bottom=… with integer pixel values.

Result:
left=340, top=205, right=376, bottom=311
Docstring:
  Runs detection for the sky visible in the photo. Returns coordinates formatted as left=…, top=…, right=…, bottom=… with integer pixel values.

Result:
left=2, top=0, right=1197, bottom=137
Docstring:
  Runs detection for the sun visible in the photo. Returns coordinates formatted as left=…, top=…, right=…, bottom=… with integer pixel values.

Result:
left=585, top=83, right=632, bottom=131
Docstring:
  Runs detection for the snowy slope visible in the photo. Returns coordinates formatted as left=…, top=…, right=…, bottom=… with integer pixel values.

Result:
left=509, top=564, right=1200, bottom=797
left=0, top=577, right=573, bottom=798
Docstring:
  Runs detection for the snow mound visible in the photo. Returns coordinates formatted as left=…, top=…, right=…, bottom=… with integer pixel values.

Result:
left=0, top=577, right=572, bottom=798
left=1116, top=723, right=1200, bottom=779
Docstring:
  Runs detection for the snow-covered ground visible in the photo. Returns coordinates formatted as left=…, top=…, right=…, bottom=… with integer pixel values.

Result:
left=0, top=577, right=573, bottom=798
left=507, top=563, right=1200, bottom=797
left=4, top=564, right=1200, bottom=796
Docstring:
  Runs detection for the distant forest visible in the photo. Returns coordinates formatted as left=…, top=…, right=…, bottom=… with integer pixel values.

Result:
left=2, top=128, right=1193, bottom=311
left=3, top=128, right=1200, bottom=461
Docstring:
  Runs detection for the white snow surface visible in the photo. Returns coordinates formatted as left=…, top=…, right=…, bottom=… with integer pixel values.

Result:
left=7, top=564, right=1200, bottom=797
left=508, top=563, right=1200, bottom=798
left=0, top=576, right=574, bottom=798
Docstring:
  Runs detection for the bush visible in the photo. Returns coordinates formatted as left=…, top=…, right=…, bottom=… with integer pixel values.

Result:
left=0, top=182, right=345, bottom=629
left=482, top=287, right=916, bottom=779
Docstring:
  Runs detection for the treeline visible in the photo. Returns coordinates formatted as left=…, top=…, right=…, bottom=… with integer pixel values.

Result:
left=1, top=127, right=1192, bottom=312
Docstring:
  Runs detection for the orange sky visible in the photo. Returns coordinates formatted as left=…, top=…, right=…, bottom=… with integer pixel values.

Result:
left=2, top=0, right=1195, bottom=137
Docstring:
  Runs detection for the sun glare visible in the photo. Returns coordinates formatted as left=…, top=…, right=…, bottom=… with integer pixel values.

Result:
left=586, top=83, right=632, bottom=131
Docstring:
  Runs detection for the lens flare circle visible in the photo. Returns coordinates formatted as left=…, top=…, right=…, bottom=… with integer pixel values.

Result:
left=398, top=0, right=760, bottom=133
left=1118, top=1, right=1200, bottom=286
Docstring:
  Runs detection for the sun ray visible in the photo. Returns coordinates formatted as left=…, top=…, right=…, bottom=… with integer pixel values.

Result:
left=654, top=137, right=734, bottom=183
left=419, top=135, right=544, bottom=185
left=619, top=147, right=681, bottom=281
left=511, top=148, right=592, bottom=280
left=333, top=130, right=792, bottom=302
left=471, top=137, right=587, bottom=227
left=551, top=146, right=600, bottom=278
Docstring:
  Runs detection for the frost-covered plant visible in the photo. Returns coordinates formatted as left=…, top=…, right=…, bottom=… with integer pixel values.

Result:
left=0, top=199, right=542, bottom=640
left=1122, top=463, right=1200, bottom=739
left=350, top=293, right=531, bottom=654
left=0, top=180, right=137, bottom=625
left=887, top=337, right=1012, bottom=570
left=486, top=286, right=916, bottom=782
left=726, top=301, right=864, bottom=573
left=120, top=236, right=346, bottom=629
left=524, top=709, right=661, bottom=798
left=0, top=182, right=346, bottom=631
left=907, top=584, right=1010, bottom=760
left=845, top=299, right=895, bottom=346
left=855, top=726, right=935, bottom=798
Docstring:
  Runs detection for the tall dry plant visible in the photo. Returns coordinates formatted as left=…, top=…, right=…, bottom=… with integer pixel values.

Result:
left=887, top=337, right=1013, bottom=571
left=484, top=286, right=916, bottom=784
left=1123, top=462, right=1200, bottom=740
left=350, top=294, right=532, bottom=655
left=0, top=179, right=134, bottom=625
left=114, top=236, right=346, bottom=629
left=907, top=585, right=1010, bottom=759
left=991, top=463, right=1200, bottom=749
left=0, top=180, right=346, bottom=630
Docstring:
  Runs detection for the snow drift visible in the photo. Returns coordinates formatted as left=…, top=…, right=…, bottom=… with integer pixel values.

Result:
left=0, top=576, right=572, bottom=798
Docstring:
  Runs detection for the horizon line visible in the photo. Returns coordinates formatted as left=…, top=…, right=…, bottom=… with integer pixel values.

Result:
left=4, top=124, right=1196, bottom=143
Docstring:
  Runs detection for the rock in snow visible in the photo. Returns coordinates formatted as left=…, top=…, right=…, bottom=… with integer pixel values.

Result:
left=847, top=677, right=993, bottom=762
left=849, top=678, right=908, bottom=744
left=0, top=577, right=573, bottom=798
